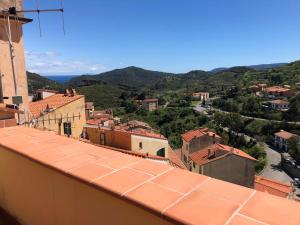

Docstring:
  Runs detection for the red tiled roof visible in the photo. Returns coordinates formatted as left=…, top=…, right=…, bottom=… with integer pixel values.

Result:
left=131, top=129, right=167, bottom=140
left=143, top=98, right=158, bottom=102
left=182, top=128, right=220, bottom=142
left=0, top=127, right=300, bottom=225
left=264, top=86, right=291, bottom=93
left=271, top=99, right=289, bottom=105
left=217, top=144, right=257, bottom=161
left=275, top=130, right=297, bottom=140
left=254, top=176, right=293, bottom=198
left=190, top=144, right=256, bottom=165
left=29, top=94, right=84, bottom=117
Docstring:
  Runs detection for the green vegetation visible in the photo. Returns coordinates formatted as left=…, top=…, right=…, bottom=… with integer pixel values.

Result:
left=288, top=136, right=300, bottom=162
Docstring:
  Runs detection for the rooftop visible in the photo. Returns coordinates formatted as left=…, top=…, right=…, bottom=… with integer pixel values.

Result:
left=143, top=98, right=158, bottom=102
left=29, top=94, right=84, bottom=117
left=271, top=99, right=289, bottom=105
left=190, top=144, right=256, bottom=165
left=182, top=127, right=220, bottom=142
left=275, top=130, right=297, bottom=140
left=264, top=86, right=291, bottom=93
left=1, top=126, right=300, bottom=224
left=254, top=176, right=293, bottom=198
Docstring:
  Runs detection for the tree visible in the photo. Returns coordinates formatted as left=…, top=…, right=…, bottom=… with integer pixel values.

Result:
left=288, top=136, right=300, bottom=162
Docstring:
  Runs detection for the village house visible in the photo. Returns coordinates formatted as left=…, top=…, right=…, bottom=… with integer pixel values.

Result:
left=28, top=89, right=86, bottom=138
left=248, top=83, right=267, bottom=93
left=181, top=128, right=221, bottom=167
left=189, top=143, right=256, bottom=188
left=84, top=119, right=169, bottom=158
left=263, top=86, right=293, bottom=98
left=192, top=92, right=210, bottom=101
left=274, top=130, right=299, bottom=151
left=142, top=98, right=158, bottom=111
left=181, top=128, right=257, bottom=187
left=254, top=176, right=293, bottom=199
left=270, top=99, right=289, bottom=110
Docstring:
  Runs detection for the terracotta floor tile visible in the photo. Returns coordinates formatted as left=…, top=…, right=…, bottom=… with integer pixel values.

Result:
left=69, top=163, right=114, bottom=181
left=125, top=182, right=183, bottom=213
left=129, top=160, right=171, bottom=176
left=93, top=168, right=152, bottom=195
left=52, top=154, right=95, bottom=171
left=164, top=190, right=239, bottom=225
left=240, top=192, right=300, bottom=225
left=34, top=149, right=67, bottom=163
left=152, top=168, right=208, bottom=194
left=97, top=154, right=142, bottom=169
left=228, top=215, right=264, bottom=225
left=197, top=178, right=254, bottom=204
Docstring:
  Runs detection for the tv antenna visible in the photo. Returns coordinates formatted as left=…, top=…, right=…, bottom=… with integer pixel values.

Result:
left=0, top=0, right=66, bottom=124
left=2, top=0, right=66, bottom=37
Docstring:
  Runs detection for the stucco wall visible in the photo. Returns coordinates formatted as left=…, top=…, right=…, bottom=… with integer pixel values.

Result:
left=201, top=154, right=255, bottom=188
left=131, top=135, right=169, bottom=157
left=33, top=97, right=86, bottom=138
left=0, top=146, right=173, bottom=225
left=85, top=127, right=132, bottom=151
left=0, top=16, right=29, bottom=117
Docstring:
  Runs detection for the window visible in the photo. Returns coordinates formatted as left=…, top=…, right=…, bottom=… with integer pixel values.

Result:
left=63, top=122, right=72, bottom=136
left=157, top=148, right=165, bottom=157
left=184, top=155, right=187, bottom=163
left=100, top=133, right=106, bottom=145
left=139, top=142, right=143, bottom=149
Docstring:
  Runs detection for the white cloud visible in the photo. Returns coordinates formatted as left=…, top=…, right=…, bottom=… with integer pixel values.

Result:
left=25, top=50, right=107, bottom=75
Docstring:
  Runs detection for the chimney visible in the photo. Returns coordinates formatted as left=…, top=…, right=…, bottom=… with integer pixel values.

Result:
left=65, top=89, right=71, bottom=96
left=71, top=88, right=77, bottom=96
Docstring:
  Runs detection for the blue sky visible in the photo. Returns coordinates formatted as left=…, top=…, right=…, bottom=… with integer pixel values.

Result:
left=23, top=0, right=300, bottom=75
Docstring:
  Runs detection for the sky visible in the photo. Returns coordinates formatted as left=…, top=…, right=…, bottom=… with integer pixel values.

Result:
left=23, top=0, right=300, bottom=76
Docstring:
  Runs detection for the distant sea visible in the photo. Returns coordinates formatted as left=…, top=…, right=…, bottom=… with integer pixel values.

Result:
left=45, top=75, right=78, bottom=84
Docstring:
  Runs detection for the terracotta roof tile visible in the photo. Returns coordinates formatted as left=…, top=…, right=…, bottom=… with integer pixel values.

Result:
left=29, top=94, right=84, bottom=117
left=0, top=127, right=300, bottom=225
left=190, top=144, right=256, bottom=165
left=254, top=176, right=292, bottom=198
left=182, top=127, right=220, bottom=142
left=275, top=130, right=297, bottom=140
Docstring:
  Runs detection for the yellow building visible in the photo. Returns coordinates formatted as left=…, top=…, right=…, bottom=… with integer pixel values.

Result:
left=0, top=0, right=31, bottom=122
left=28, top=91, right=86, bottom=138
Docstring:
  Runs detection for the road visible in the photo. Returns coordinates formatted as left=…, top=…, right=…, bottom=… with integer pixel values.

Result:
left=260, top=144, right=292, bottom=183
left=195, top=105, right=300, bottom=125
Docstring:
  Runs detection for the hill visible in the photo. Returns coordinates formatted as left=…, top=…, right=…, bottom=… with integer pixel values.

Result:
left=27, top=71, right=63, bottom=94
left=69, top=66, right=174, bottom=88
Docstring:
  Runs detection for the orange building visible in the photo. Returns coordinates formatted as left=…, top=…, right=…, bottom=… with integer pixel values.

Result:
left=263, top=86, right=293, bottom=98
left=255, top=176, right=293, bottom=198
left=84, top=121, right=169, bottom=158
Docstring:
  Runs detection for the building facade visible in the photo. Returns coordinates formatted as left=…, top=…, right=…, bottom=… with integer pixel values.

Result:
left=270, top=100, right=289, bottom=110
left=142, top=99, right=158, bottom=111
left=84, top=124, right=169, bottom=158
left=28, top=92, right=86, bottom=138
left=274, top=130, right=298, bottom=152
left=181, top=128, right=221, bottom=168
left=0, top=0, right=31, bottom=123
